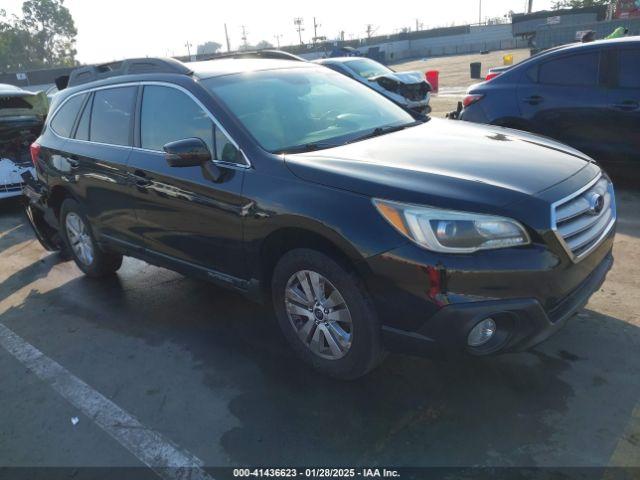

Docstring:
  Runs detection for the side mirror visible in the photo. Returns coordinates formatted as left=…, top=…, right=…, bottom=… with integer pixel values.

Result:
left=163, top=138, right=211, bottom=167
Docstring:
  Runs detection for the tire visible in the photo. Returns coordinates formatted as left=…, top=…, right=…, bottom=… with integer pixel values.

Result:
left=272, top=248, right=385, bottom=379
left=59, top=198, right=122, bottom=277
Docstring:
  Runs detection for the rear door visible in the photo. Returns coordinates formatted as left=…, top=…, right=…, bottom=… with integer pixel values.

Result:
left=517, top=48, right=610, bottom=158
left=127, top=83, right=249, bottom=280
left=604, top=45, right=640, bottom=172
left=47, top=86, right=141, bottom=246
left=68, top=85, right=140, bottom=245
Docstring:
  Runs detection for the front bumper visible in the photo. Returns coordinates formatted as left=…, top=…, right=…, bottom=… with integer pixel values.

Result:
left=380, top=250, right=613, bottom=358
left=363, top=220, right=615, bottom=358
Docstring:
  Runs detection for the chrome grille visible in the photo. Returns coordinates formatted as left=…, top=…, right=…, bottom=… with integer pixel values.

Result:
left=552, top=174, right=616, bottom=262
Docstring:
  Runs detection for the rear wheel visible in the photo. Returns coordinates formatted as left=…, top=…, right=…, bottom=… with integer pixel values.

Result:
left=60, top=198, right=122, bottom=277
left=272, top=248, right=385, bottom=379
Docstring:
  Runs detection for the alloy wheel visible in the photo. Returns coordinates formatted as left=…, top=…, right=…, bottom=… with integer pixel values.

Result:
left=284, top=270, right=353, bottom=360
left=65, top=212, right=94, bottom=266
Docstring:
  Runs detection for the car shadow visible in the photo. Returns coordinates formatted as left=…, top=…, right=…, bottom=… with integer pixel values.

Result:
left=2, top=264, right=638, bottom=467
left=1, top=189, right=638, bottom=467
left=0, top=199, right=65, bottom=301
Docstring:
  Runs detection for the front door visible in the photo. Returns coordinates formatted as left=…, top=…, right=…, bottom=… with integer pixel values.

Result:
left=127, top=84, right=251, bottom=281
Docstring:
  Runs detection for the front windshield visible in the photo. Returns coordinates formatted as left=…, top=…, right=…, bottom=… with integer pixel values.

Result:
left=202, top=67, right=414, bottom=153
left=344, top=58, right=393, bottom=79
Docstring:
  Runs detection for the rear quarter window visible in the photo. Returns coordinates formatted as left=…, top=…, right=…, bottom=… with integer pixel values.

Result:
left=50, top=94, right=86, bottom=138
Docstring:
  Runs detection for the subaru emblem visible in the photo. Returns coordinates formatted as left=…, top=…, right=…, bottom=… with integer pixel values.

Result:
left=588, top=193, right=605, bottom=215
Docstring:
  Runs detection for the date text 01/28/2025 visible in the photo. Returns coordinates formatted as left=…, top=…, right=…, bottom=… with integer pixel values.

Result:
left=232, top=468, right=401, bottom=478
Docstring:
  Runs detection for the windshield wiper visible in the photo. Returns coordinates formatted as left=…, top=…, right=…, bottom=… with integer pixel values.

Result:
left=274, top=142, right=339, bottom=154
left=346, top=121, right=422, bottom=144
left=274, top=120, right=424, bottom=154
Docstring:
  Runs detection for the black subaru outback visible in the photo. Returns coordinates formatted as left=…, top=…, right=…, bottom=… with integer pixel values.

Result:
left=23, top=56, right=616, bottom=379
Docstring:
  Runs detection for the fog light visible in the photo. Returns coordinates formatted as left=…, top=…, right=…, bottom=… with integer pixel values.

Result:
left=467, top=318, right=496, bottom=347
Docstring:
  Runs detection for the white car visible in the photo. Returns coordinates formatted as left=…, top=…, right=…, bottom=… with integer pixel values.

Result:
left=0, top=84, right=45, bottom=200
left=0, top=157, right=34, bottom=200
left=314, top=57, right=431, bottom=114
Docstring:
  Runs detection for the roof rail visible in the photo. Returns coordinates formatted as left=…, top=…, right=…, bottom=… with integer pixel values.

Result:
left=66, top=57, right=193, bottom=88
left=204, top=50, right=306, bottom=62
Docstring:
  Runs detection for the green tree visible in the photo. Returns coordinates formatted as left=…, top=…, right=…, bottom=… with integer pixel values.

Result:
left=0, top=0, right=77, bottom=71
left=255, top=40, right=274, bottom=49
left=553, top=0, right=613, bottom=9
left=196, top=41, right=222, bottom=56
left=20, top=0, right=77, bottom=66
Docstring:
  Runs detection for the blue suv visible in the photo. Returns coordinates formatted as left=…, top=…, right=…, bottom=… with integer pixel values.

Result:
left=460, top=37, right=640, bottom=180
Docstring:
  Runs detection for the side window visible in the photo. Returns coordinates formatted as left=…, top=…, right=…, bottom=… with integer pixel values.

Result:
left=140, top=86, right=214, bottom=154
left=214, top=127, right=238, bottom=163
left=75, top=94, right=92, bottom=141
left=90, top=86, right=136, bottom=146
left=539, top=52, right=599, bottom=87
left=50, top=94, right=86, bottom=138
left=618, top=49, right=640, bottom=88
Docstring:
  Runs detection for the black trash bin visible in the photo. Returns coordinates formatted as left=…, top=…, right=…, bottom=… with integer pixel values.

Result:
left=470, top=62, right=481, bottom=79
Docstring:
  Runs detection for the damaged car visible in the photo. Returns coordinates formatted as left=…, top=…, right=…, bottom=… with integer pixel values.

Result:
left=0, top=84, right=47, bottom=199
left=315, top=57, right=431, bottom=114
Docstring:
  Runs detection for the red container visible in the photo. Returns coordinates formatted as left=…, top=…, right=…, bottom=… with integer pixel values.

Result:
left=425, top=70, right=439, bottom=93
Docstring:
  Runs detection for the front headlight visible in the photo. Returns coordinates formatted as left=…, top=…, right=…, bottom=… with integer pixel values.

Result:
left=373, top=199, right=530, bottom=253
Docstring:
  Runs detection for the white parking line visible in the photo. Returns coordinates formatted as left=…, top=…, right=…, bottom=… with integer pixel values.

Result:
left=0, top=323, right=214, bottom=480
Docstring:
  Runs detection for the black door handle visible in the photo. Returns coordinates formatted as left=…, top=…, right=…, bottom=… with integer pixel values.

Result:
left=67, top=157, right=80, bottom=169
left=612, top=101, right=639, bottom=111
left=523, top=95, right=543, bottom=105
left=132, top=170, right=151, bottom=188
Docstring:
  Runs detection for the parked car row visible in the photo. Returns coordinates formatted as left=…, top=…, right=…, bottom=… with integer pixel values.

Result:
left=23, top=54, right=615, bottom=379
left=458, top=37, right=640, bottom=181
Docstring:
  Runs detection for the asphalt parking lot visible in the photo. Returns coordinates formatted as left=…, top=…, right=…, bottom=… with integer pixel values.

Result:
left=1, top=188, right=639, bottom=472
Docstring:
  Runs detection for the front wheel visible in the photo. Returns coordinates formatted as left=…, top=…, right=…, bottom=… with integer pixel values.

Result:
left=60, top=198, right=122, bottom=277
left=272, top=249, right=385, bottom=379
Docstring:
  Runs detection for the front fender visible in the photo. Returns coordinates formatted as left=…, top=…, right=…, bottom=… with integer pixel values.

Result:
left=242, top=170, right=407, bottom=270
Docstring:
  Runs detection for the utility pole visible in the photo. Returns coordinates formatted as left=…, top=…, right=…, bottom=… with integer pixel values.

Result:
left=479, top=0, right=482, bottom=24
left=313, top=17, right=320, bottom=44
left=273, top=34, right=283, bottom=48
left=527, top=0, right=533, bottom=13
left=294, top=17, right=304, bottom=45
left=240, top=25, right=249, bottom=50
left=185, top=41, right=192, bottom=58
left=365, top=24, right=377, bottom=39
left=224, top=23, right=231, bottom=52
left=415, top=19, right=423, bottom=32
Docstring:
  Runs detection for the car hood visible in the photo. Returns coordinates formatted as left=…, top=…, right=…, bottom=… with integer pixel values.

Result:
left=370, top=70, right=424, bottom=85
left=284, top=118, right=594, bottom=212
